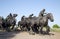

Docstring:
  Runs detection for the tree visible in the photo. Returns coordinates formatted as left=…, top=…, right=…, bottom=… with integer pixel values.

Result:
left=52, top=24, right=60, bottom=28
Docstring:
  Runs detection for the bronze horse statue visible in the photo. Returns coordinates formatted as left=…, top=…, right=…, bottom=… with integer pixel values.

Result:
left=39, top=13, right=54, bottom=34
left=28, top=13, right=54, bottom=34
left=18, top=14, right=33, bottom=31
left=0, top=16, right=4, bottom=30
left=5, top=13, right=18, bottom=31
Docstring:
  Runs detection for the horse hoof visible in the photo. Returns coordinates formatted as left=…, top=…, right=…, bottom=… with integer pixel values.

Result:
left=29, top=32, right=35, bottom=35
left=32, top=32, right=35, bottom=35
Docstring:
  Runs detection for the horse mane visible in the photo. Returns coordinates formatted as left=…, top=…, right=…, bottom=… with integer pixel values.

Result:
left=47, top=13, right=52, bottom=16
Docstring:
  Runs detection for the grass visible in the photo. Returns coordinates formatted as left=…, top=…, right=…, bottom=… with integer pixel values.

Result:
left=50, top=28, right=60, bottom=32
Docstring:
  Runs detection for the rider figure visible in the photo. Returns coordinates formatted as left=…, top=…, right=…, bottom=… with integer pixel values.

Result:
left=5, top=13, right=12, bottom=21
left=21, top=16, right=25, bottom=21
left=39, top=9, right=46, bottom=19
left=29, top=14, right=33, bottom=19
left=7, top=13, right=12, bottom=19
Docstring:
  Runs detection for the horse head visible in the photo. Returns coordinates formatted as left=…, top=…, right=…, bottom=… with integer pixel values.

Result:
left=13, top=14, right=18, bottom=17
left=47, top=13, right=54, bottom=22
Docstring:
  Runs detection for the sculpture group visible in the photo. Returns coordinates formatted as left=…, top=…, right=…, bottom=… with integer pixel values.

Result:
left=0, top=9, right=54, bottom=35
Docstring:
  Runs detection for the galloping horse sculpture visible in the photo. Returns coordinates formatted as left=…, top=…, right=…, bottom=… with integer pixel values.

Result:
left=27, top=13, right=54, bottom=34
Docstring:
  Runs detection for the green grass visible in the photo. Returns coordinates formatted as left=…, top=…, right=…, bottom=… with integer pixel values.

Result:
left=50, top=28, right=60, bottom=32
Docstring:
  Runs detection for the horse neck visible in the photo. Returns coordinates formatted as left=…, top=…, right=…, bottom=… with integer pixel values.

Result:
left=42, top=15, right=48, bottom=22
left=46, top=13, right=51, bottom=20
left=46, top=13, right=53, bottom=22
left=12, top=16, right=16, bottom=19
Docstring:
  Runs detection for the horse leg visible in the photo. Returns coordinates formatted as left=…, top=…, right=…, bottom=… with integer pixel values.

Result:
left=26, top=25, right=30, bottom=32
left=20, top=25, right=22, bottom=31
left=0, top=24, right=3, bottom=30
left=6, top=26, right=11, bottom=32
left=29, top=25, right=35, bottom=35
left=34, top=24, right=39, bottom=33
left=11, top=25, right=14, bottom=30
left=46, top=26, right=50, bottom=34
left=40, top=25, right=43, bottom=34
left=21, top=25, right=25, bottom=31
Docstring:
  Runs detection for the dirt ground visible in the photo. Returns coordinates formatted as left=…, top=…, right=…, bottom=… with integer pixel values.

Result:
left=0, top=31, right=60, bottom=39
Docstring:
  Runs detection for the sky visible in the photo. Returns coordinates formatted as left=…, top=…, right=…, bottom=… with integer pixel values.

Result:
left=0, top=0, right=60, bottom=27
